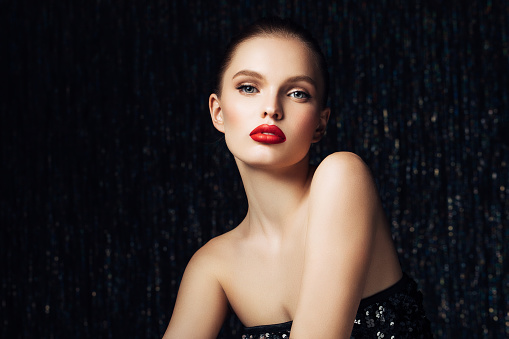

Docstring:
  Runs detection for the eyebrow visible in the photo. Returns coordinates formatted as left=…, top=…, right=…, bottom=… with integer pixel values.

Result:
left=286, top=75, right=317, bottom=87
left=232, top=70, right=317, bottom=87
left=232, top=70, right=264, bottom=80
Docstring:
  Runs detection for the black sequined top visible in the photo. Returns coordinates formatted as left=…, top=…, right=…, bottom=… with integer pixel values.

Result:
left=241, top=273, right=433, bottom=338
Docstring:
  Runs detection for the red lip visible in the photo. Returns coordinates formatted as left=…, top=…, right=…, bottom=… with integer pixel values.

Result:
left=249, top=124, right=286, bottom=144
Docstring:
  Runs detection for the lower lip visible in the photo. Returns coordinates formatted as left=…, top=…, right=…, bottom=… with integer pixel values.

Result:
left=250, top=133, right=286, bottom=144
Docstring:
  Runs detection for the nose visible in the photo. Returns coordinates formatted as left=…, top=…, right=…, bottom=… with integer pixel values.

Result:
left=263, top=91, right=283, bottom=120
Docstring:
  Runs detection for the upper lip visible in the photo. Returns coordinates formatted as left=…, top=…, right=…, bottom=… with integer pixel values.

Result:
left=250, top=124, right=286, bottom=140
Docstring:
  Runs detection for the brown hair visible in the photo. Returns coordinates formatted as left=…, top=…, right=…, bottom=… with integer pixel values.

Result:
left=214, top=17, right=330, bottom=108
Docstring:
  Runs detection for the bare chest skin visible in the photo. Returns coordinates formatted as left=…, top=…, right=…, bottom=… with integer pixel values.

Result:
left=216, top=204, right=401, bottom=328
left=220, top=217, right=308, bottom=327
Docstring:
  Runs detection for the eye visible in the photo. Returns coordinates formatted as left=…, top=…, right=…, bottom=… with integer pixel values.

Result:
left=289, top=90, right=311, bottom=100
left=237, top=85, right=258, bottom=94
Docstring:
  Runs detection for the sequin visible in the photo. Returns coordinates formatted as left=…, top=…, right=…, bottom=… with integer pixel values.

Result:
left=3, top=2, right=508, bottom=338
left=241, top=274, right=433, bottom=338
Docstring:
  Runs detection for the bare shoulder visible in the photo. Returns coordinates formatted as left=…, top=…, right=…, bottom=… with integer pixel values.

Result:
left=291, top=154, right=393, bottom=337
left=185, top=226, right=246, bottom=281
left=164, top=230, right=240, bottom=338
left=309, top=151, right=381, bottom=228
left=187, top=229, right=239, bottom=273
left=312, top=151, right=374, bottom=188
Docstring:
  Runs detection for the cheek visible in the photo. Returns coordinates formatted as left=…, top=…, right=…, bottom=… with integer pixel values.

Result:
left=289, top=108, right=320, bottom=136
left=223, top=103, right=243, bottom=124
left=220, top=103, right=251, bottom=144
left=222, top=98, right=257, bottom=129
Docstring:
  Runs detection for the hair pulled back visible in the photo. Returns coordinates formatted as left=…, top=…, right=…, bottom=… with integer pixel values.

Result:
left=214, top=17, right=330, bottom=108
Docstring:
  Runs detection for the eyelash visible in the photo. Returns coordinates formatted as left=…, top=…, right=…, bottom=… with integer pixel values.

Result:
left=236, top=84, right=258, bottom=94
left=236, top=85, right=311, bottom=100
left=289, top=90, right=311, bottom=100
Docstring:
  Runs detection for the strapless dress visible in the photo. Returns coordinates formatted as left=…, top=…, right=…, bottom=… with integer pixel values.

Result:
left=241, top=273, right=433, bottom=338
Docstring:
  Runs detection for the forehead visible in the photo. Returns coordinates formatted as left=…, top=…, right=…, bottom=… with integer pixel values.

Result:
left=225, top=36, right=321, bottom=82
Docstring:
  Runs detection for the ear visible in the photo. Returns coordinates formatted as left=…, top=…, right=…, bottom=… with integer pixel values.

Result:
left=209, top=93, right=225, bottom=133
left=312, top=107, right=331, bottom=143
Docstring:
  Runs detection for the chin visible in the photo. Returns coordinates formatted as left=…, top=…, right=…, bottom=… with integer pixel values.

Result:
left=233, top=150, right=310, bottom=170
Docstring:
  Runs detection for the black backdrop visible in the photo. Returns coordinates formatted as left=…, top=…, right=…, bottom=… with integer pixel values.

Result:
left=2, top=1, right=508, bottom=338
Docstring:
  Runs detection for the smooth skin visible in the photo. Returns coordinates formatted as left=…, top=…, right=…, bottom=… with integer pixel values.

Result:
left=163, top=36, right=402, bottom=339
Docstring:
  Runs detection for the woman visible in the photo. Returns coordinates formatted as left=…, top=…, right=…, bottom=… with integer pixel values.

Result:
left=164, top=17, right=432, bottom=338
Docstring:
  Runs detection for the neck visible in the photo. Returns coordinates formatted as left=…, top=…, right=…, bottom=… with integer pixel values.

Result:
left=235, top=154, right=315, bottom=239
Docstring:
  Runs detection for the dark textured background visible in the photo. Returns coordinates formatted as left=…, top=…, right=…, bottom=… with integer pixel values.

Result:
left=1, top=1, right=508, bottom=338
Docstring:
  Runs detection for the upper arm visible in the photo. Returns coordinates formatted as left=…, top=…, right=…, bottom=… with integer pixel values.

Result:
left=163, top=244, right=228, bottom=339
left=291, top=152, right=380, bottom=337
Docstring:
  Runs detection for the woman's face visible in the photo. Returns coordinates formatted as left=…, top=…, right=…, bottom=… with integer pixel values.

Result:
left=209, top=35, right=330, bottom=169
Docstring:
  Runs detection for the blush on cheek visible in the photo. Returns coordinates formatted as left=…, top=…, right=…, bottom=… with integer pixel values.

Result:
left=223, top=101, right=256, bottom=126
